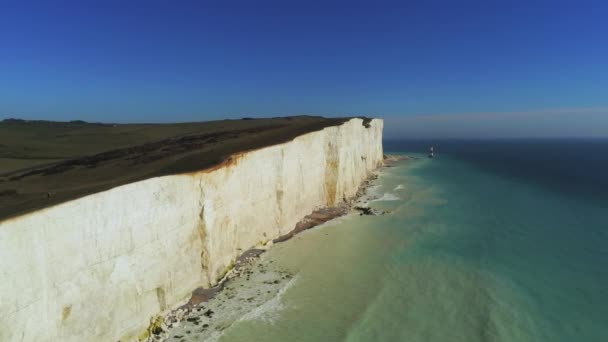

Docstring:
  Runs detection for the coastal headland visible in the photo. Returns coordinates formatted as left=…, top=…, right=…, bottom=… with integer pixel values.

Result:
left=0, top=116, right=384, bottom=341
left=0, top=116, right=358, bottom=220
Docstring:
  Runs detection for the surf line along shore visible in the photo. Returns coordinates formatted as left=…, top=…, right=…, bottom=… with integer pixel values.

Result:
left=143, top=154, right=407, bottom=342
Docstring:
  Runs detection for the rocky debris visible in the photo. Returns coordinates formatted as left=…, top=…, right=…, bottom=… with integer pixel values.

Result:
left=187, top=286, right=222, bottom=306
left=234, top=249, right=265, bottom=271
left=186, top=248, right=265, bottom=307
left=273, top=205, right=349, bottom=243
left=354, top=175, right=377, bottom=198
left=353, top=206, right=388, bottom=216
left=144, top=247, right=274, bottom=341
left=271, top=172, right=389, bottom=238
left=354, top=206, right=375, bottom=215
left=383, top=154, right=409, bottom=166
left=146, top=315, right=168, bottom=341
left=145, top=261, right=296, bottom=342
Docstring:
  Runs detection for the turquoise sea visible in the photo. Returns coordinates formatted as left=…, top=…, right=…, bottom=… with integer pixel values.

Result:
left=173, top=139, right=608, bottom=342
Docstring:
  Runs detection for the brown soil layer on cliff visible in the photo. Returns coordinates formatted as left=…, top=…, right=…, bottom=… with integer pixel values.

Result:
left=0, top=116, right=371, bottom=221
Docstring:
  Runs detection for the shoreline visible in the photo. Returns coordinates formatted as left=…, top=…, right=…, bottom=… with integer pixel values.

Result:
left=144, top=156, right=404, bottom=341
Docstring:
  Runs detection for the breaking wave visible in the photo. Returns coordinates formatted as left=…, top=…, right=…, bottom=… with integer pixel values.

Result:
left=371, top=193, right=400, bottom=202
left=237, top=275, right=298, bottom=323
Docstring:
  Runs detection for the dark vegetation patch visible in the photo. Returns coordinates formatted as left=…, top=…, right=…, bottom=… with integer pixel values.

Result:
left=0, top=189, right=17, bottom=196
left=2, top=118, right=27, bottom=123
left=357, top=116, right=373, bottom=128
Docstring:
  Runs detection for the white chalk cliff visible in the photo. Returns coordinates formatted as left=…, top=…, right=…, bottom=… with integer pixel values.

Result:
left=0, top=118, right=383, bottom=341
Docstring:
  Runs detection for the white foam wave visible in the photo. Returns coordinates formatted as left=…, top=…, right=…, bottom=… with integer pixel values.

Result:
left=238, top=275, right=298, bottom=323
left=371, top=193, right=401, bottom=202
left=394, top=184, right=405, bottom=190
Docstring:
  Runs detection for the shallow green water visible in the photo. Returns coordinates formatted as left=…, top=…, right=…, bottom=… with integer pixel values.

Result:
left=214, top=145, right=607, bottom=342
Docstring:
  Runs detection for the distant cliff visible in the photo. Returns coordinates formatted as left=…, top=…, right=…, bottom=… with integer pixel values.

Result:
left=0, top=118, right=383, bottom=341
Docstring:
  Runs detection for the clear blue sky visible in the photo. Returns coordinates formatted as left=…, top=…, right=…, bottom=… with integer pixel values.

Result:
left=1, top=0, right=607, bottom=137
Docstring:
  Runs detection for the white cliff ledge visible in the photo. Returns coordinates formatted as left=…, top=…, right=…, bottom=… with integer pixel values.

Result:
left=0, top=118, right=383, bottom=342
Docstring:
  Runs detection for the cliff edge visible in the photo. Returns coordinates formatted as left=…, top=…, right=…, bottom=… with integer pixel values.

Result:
left=0, top=117, right=383, bottom=341
left=0, top=116, right=354, bottom=220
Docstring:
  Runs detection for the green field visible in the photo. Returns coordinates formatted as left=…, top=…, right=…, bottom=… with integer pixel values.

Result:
left=0, top=119, right=301, bottom=174
left=0, top=116, right=363, bottom=220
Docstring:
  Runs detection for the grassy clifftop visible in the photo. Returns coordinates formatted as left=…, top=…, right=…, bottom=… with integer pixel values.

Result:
left=0, top=116, right=357, bottom=220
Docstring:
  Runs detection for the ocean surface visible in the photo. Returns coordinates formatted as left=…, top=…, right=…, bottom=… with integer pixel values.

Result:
left=170, top=139, right=608, bottom=342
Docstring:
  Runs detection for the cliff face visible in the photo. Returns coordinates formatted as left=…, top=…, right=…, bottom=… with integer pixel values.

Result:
left=0, top=118, right=383, bottom=342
